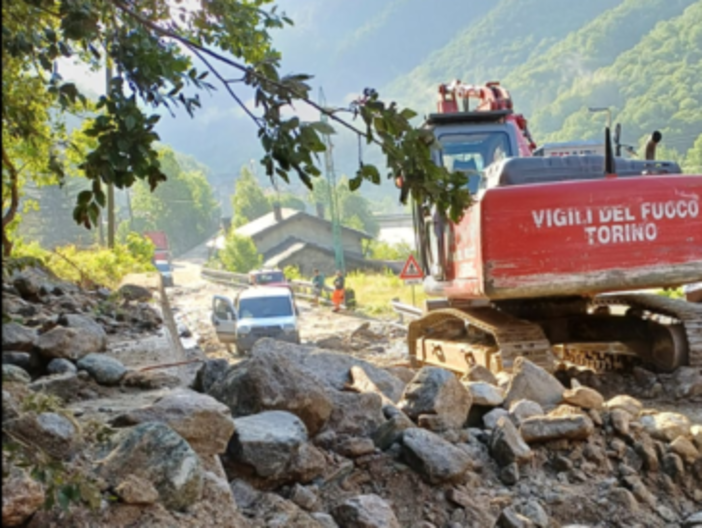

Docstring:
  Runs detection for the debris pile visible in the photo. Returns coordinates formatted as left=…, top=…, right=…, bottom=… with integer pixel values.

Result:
left=3, top=268, right=702, bottom=527
left=196, top=339, right=702, bottom=527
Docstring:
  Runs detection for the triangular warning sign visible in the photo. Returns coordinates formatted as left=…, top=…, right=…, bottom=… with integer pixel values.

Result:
left=399, top=254, right=424, bottom=280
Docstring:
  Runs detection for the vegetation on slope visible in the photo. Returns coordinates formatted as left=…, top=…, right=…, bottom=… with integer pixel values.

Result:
left=385, top=0, right=623, bottom=114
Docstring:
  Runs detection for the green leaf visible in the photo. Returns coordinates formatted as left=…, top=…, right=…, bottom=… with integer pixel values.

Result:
left=309, top=121, right=335, bottom=135
left=78, top=190, right=92, bottom=205
left=349, top=174, right=363, bottom=191
left=125, top=115, right=136, bottom=131
left=400, top=108, right=418, bottom=121
left=94, top=190, right=106, bottom=208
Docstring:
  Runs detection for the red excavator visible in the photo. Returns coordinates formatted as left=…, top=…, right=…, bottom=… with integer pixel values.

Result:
left=405, top=80, right=702, bottom=375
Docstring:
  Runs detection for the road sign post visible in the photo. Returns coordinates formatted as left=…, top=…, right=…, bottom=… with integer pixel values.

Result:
left=399, top=255, right=424, bottom=307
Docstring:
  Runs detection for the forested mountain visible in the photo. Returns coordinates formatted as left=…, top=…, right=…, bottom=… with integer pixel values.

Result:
left=154, top=0, right=702, bottom=210
left=384, top=0, right=701, bottom=157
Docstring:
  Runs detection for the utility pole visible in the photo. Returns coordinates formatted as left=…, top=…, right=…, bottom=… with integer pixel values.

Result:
left=319, top=88, right=345, bottom=272
left=106, top=53, right=115, bottom=248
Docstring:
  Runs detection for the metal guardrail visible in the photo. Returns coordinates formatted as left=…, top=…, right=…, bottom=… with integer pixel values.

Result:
left=390, top=299, right=423, bottom=323
left=200, top=267, right=336, bottom=306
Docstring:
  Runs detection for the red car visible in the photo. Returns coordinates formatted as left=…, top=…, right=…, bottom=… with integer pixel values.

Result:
left=248, top=269, right=290, bottom=289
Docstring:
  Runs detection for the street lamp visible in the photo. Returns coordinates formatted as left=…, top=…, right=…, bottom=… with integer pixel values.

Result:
left=588, top=107, right=612, bottom=130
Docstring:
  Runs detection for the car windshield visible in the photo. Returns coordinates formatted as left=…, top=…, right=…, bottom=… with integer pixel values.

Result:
left=155, top=262, right=170, bottom=273
left=437, top=132, right=512, bottom=193
left=238, top=296, right=292, bottom=319
left=254, top=271, right=285, bottom=284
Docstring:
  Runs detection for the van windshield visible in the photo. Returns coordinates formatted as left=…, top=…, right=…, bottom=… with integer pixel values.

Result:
left=238, top=296, right=293, bottom=319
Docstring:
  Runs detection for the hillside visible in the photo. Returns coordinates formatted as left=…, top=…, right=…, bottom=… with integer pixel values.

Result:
left=384, top=0, right=701, bottom=158
left=504, top=0, right=696, bottom=115
left=384, top=0, right=624, bottom=113
left=531, top=1, right=702, bottom=150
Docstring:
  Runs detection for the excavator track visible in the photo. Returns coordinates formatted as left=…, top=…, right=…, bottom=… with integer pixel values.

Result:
left=552, top=343, right=641, bottom=372
left=408, top=307, right=554, bottom=374
left=593, top=293, right=702, bottom=369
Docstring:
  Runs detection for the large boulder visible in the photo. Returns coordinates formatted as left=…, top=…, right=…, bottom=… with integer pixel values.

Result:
left=228, top=411, right=324, bottom=483
left=251, top=339, right=406, bottom=402
left=2, top=352, right=35, bottom=372
left=118, top=283, right=153, bottom=302
left=483, top=408, right=510, bottom=430
left=35, top=326, right=102, bottom=361
left=509, top=400, right=545, bottom=425
left=27, top=372, right=93, bottom=403
left=207, top=348, right=333, bottom=435
left=46, top=358, right=77, bottom=375
left=520, top=415, right=595, bottom=443
left=464, top=364, right=498, bottom=385
left=5, top=412, right=77, bottom=460
left=670, top=436, right=699, bottom=464
left=191, top=358, right=230, bottom=393
left=563, top=384, right=604, bottom=410
left=640, top=412, right=691, bottom=443
left=504, top=358, right=564, bottom=409
left=1, top=323, right=37, bottom=352
left=111, top=388, right=235, bottom=455
left=2, top=468, right=45, bottom=527
left=401, top=428, right=472, bottom=484
left=465, top=381, right=505, bottom=407
left=604, top=395, right=642, bottom=418
left=114, top=474, right=160, bottom=505
left=324, top=390, right=386, bottom=437
left=96, top=422, right=203, bottom=511
left=2, top=365, right=31, bottom=384
left=12, top=272, right=43, bottom=301
left=229, top=411, right=309, bottom=477
left=332, top=494, right=400, bottom=528
left=57, top=314, right=107, bottom=350
left=489, top=417, right=532, bottom=467
left=399, top=367, right=472, bottom=430
left=668, top=367, right=702, bottom=400
left=372, top=413, right=415, bottom=450
left=76, top=353, right=127, bottom=385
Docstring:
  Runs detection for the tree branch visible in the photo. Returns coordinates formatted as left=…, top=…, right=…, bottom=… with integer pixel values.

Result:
left=111, top=0, right=376, bottom=142
left=189, top=47, right=261, bottom=128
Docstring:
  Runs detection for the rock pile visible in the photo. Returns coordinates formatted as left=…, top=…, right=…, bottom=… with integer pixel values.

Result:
left=2, top=267, right=164, bottom=395
left=194, top=339, right=701, bottom=528
left=3, top=269, right=702, bottom=528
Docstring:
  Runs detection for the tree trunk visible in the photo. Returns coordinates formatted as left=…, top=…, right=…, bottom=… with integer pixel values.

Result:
left=2, top=146, right=20, bottom=258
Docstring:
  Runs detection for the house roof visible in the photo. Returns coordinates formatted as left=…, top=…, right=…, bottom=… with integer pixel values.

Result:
left=235, top=208, right=372, bottom=240
left=263, top=238, right=380, bottom=270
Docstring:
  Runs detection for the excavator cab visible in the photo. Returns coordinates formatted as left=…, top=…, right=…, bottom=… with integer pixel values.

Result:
left=419, top=109, right=525, bottom=281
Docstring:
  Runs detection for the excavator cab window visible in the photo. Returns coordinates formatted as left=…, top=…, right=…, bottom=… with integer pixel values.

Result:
left=437, top=132, right=513, bottom=194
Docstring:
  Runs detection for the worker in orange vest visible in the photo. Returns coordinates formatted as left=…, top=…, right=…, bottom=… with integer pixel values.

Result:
left=331, top=270, right=345, bottom=313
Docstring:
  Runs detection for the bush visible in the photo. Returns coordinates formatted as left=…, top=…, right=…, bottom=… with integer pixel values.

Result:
left=367, top=240, right=414, bottom=261
left=10, top=237, right=155, bottom=289
left=283, top=264, right=303, bottom=281
left=219, top=231, right=262, bottom=273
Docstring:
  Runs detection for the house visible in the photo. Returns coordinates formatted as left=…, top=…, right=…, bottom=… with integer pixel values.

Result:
left=234, top=204, right=381, bottom=275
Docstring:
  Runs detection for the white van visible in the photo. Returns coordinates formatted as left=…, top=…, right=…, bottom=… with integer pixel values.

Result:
left=211, top=286, right=301, bottom=353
